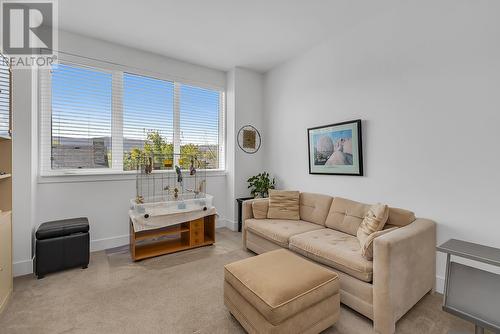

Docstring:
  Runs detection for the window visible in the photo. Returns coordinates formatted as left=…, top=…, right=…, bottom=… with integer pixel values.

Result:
left=40, top=62, right=225, bottom=175
left=0, top=55, right=11, bottom=138
left=180, top=84, right=221, bottom=169
left=123, top=73, right=174, bottom=171
left=51, top=64, right=112, bottom=169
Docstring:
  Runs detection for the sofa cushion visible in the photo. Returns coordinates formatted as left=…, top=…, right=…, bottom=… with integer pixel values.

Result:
left=357, top=204, right=390, bottom=257
left=289, top=229, right=374, bottom=282
left=224, top=249, right=339, bottom=325
left=267, top=190, right=300, bottom=220
left=358, top=204, right=389, bottom=236
left=245, top=219, right=323, bottom=248
left=252, top=199, right=269, bottom=219
left=324, top=197, right=371, bottom=236
left=299, top=192, right=333, bottom=226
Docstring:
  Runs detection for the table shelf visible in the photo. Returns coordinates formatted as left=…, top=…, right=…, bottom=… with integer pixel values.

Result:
left=130, top=214, right=215, bottom=261
left=437, top=239, right=500, bottom=267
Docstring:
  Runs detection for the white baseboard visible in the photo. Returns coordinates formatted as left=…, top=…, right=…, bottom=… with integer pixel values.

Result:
left=90, top=234, right=129, bottom=252
left=12, top=234, right=130, bottom=277
left=435, top=275, right=445, bottom=294
left=13, top=258, right=34, bottom=277
left=216, top=218, right=238, bottom=231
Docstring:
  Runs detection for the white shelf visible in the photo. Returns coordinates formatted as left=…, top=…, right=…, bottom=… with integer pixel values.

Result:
left=0, top=174, right=11, bottom=180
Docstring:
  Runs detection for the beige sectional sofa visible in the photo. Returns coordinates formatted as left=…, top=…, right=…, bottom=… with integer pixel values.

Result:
left=241, top=192, right=436, bottom=334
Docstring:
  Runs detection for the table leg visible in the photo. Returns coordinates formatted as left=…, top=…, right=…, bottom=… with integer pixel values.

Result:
left=443, top=253, right=451, bottom=306
left=475, top=325, right=484, bottom=334
left=237, top=201, right=242, bottom=232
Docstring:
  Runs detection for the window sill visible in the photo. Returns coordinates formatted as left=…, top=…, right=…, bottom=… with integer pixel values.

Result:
left=38, top=169, right=228, bottom=184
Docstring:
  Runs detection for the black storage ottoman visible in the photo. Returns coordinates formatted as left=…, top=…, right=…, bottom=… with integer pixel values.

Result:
left=35, top=217, right=90, bottom=279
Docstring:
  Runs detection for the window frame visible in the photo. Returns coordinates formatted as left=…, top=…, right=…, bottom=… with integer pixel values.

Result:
left=38, top=56, right=226, bottom=178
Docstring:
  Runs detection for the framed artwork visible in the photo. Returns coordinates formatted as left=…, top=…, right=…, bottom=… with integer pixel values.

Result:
left=237, top=125, right=262, bottom=154
left=307, top=119, right=363, bottom=176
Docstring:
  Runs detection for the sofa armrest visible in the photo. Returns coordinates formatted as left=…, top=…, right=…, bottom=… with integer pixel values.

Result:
left=242, top=198, right=268, bottom=249
left=373, top=218, right=436, bottom=334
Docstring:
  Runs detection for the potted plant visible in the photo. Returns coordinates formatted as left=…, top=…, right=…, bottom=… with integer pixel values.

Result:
left=247, top=172, right=276, bottom=198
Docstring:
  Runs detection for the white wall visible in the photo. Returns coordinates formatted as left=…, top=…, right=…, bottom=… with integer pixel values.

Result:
left=58, top=31, right=226, bottom=89
left=233, top=68, right=265, bottom=199
left=225, top=70, right=236, bottom=223
left=13, top=31, right=232, bottom=275
left=36, top=175, right=229, bottom=250
left=11, top=68, right=38, bottom=276
left=226, top=68, right=265, bottom=223
left=264, top=1, right=500, bottom=292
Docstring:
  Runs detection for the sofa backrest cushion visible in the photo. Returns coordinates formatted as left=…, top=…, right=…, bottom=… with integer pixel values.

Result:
left=267, top=190, right=300, bottom=220
left=387, top=207, right=416, bottom=226
left=252, top=199, right=269, bottom=219
left=325, top=197, right=371, bottom=236
left=299, top=192, right=333, bottom=226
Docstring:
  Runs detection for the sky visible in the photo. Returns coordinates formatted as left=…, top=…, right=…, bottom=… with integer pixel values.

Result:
left=312, top=129, right=352, bottom=147
left=51, top=63, right=220, bottom=148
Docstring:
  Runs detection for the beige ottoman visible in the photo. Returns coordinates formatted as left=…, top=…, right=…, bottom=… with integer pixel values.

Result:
left=224, top=249, right=340, bottom=334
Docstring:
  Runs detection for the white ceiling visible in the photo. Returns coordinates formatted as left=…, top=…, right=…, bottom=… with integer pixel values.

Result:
left=58, top=0, right=393, bottom=72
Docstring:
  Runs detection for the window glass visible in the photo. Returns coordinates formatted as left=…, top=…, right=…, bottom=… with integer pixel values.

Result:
left=51, top=64, right=112, bottom=169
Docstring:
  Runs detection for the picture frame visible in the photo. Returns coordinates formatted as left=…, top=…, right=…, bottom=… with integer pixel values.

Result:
left=307, top=119, right=363, bottom=176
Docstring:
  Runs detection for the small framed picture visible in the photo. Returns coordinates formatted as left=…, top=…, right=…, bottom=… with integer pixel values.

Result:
left=242, top=129, right=256, bottom=149
left=307, top=119, right=363, bottom=176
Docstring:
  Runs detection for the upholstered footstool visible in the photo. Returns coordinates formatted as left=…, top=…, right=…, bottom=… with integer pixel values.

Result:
left=224, top=249, right=340, bottom=334
left=35, top=217, right=90, bottom=279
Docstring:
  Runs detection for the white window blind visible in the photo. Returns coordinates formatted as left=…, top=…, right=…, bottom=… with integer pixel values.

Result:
left=39, top=60, right=225, bottom=175
left=123, top=73, right=174, bottom=171
left=179, top=84, right=221, bottom=169
left=47, top=64, right=114, bottom=170
left=0, top=56, right=10, bottom=138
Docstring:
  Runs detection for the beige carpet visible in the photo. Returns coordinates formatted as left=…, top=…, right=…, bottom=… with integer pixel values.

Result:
left=0, top=228, right=480, bottom=334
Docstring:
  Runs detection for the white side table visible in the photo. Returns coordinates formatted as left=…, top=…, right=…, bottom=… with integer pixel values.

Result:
left=437, top=239, right=500, bottom=334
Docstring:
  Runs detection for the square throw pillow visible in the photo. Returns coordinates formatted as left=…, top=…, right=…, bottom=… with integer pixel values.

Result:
left=267, top=190, right=300, bottom=220
left=252, top=199, right=269, bottom=219
left=360, top=227, right=398, bottom=260
left=358, top=203, right=389, bottom=236
left=357, top=203, right=390, bottom=259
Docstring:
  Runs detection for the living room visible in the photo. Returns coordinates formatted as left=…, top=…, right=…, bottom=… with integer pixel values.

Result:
left=0, top=1, right=499, bottom=333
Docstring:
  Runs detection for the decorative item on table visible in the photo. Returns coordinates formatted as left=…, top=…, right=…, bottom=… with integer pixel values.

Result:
left=237, top=125, right=262, bottom=154
left=189, top=157, right=197, bottom=175
left=145, top=157, right=153, bottom=174
left=247, top=172, right=275, bottom=198
left=132, top=150, right=211, bottom=214
left=163, top=158, right=173, bottom=168
left=175, top=165, right=183, bottom=184
left=198, top=180, right=206, bottom=194
left=307, top=119, right=363, bottom=176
